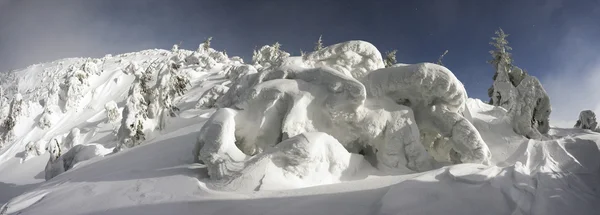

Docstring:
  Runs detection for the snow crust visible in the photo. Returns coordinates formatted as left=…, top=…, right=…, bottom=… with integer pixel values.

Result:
left=0, top=41, right=598, bottom=215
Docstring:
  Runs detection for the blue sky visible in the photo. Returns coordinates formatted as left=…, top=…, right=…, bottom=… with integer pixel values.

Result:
left=1, top=0, right=599, bottom=122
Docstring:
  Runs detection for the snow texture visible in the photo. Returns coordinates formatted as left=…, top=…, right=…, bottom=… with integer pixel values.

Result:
left=511, top=76, right=551, bottom=139
left=303, top=40, right=385, bottom=80
left=45, top=142, right=111, bottom=180
left=489, top=64, right=551, bottom=140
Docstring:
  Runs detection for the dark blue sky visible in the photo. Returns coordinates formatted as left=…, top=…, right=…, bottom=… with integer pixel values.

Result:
left=1, top=0, right=599, bottom=122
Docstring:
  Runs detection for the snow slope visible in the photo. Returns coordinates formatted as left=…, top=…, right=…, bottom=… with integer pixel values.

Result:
left=1, top=43, right=599, bottom=215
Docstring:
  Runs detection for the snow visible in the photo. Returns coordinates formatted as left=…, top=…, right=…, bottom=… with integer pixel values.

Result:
left=574, top=110, right=597, bottom=130
left=0, top=42, right=599, bottom=215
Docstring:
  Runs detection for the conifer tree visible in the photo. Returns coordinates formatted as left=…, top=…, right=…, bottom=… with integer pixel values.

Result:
left=384, top=50, right=397, bottom=68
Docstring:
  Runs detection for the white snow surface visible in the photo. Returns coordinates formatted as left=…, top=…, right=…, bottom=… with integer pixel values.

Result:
left=0, top=43, right=599, bottom=215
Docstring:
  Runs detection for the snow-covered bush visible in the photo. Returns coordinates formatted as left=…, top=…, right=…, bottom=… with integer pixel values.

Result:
left=104, top=101, right=120, bottom=124
left=252, top=42, right=290, bottom=68
left=574, top=110, right=597, bottom=130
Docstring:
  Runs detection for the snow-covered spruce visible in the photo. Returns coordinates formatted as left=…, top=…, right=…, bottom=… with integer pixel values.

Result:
left=0, top=94, right=23, bottom=147
left=115, top=96, right=146, bottom=152
left=252, top=42, right=290, bottom=68
left=511, top=76, right=551, bottom=139
left=574, top=110, right=597, bottom=130
left=58, top=65, right=92, bottom=112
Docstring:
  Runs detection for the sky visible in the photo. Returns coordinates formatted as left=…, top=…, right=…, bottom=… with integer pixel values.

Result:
left=0, top=0, right=599, bottom=123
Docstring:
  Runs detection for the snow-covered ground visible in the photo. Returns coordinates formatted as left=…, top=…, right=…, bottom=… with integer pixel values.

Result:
left=0, top=42, right=598, bottom=215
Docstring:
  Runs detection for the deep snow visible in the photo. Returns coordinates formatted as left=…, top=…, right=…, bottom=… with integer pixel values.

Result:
left=0, top=42, right=599, bottom=215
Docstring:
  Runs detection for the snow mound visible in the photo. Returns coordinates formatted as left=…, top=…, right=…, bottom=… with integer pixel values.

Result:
left=201, top=132, right=366, bottom=191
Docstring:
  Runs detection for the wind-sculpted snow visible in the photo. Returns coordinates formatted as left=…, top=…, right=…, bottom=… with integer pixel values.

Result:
left=195, top=58, right=496, bottom=184
left=45, top=140, right=111, bottom=180
left=364, top=63, right=490, bottom=164
left=303, top=40, right=385, bottom=80
left=198, top=130, right=364, bottom=191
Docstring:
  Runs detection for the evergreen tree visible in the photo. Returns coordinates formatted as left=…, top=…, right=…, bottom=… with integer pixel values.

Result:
left=202, top=37, right=213, bottom=52
left=488, top=28, right=513, bottom=70
left=384, top=50, right=397, bottom=68
left=314, top=35, right=323, bottom=51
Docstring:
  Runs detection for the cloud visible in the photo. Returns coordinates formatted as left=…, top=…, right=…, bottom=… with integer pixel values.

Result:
left=541, top=23, right=600, bottom=123
left=0, top=0, right=160, bottom=72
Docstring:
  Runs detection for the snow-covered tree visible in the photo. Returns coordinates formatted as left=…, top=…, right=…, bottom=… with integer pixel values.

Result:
left=436, top=50, right=448, bottom=66
left=487, top=28, right=516, bottom=108
left=156, top=60, right=190, bottom=118
left=38, top=106, right=55, bottom=129
left=115, top=98, right=146, bottom=152
left=315, top=35, right=323, bottom=51
left=575, top=110, right=598, bottom=130
left=384, top=50, right=397, bottom=68
left=202, top=37, right=213, bottom=52
left=59, top=66, right=90, bottom=112
left=488, top=28, right=513, bottom=70
left=1, top=94, right=23, bottom=146
left=104, top=101, right=120, bottom=124
left=252, top=42, right=290, bottom=68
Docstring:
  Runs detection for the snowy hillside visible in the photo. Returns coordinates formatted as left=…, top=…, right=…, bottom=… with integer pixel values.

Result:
left=0, top=41, right=599, bottom=215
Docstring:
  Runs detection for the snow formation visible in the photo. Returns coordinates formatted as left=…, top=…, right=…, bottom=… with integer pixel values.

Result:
left=489, top=64, right=551, bottom=140
left=574, top=110, right=598, bottom=130
left=0, top=40, right=598, bottom=215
